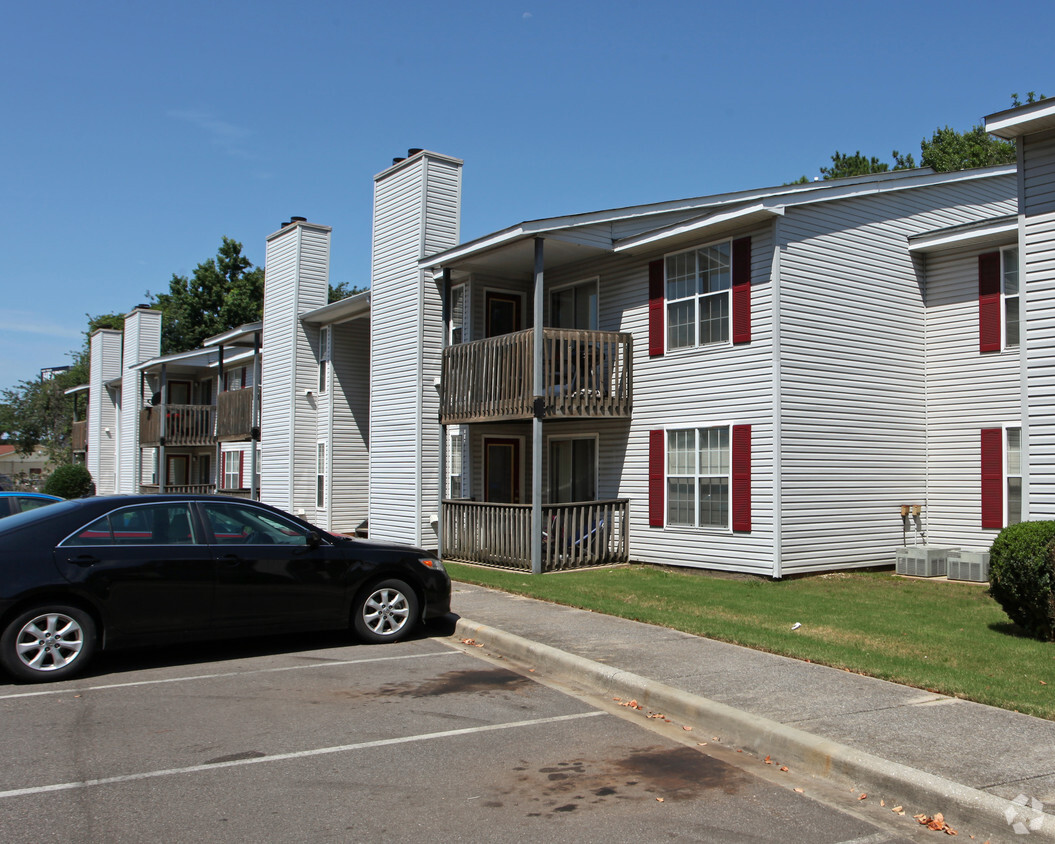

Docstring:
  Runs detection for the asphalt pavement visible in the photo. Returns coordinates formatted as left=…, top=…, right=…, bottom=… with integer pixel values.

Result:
left=449, top=580, right=1055, bottom=843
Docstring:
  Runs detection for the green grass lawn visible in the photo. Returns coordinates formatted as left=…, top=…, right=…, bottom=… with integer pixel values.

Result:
left=446, top=562, right=1055, bottom=720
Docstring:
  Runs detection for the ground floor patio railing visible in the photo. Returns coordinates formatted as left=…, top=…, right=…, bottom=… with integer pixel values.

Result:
left=441, top=498, right=629, bottom=572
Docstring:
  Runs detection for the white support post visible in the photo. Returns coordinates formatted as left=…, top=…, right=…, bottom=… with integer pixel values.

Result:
left=531, top=238, right=544, bottom=575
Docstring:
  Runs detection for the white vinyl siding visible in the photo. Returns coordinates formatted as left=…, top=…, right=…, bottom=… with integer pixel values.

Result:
left=1020, top=129, right=1055, bottom=518
left=118, top=309, right=161, bottom=494
left=776, top=177, right=1016, bottom=572
left=87, top=329, right=123, bottom=495
left=327, top=317, right=370, bottom=533
left=260, top=222, right=330, bottom=516
left=369, top=153, right=461, bottom=547
left=924, top=242, right=1021, bottom=549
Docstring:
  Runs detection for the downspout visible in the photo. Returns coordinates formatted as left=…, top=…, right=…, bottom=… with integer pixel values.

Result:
left=1016, top=140, right=1031, bottom=520
left=438, top=267, right=451, bottom=561
left=771, top=234, right=783, bottom=580
left=531, top=237, right=545, bottom=575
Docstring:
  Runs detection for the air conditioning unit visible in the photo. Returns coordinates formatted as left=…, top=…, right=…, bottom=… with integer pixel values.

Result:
left=947, top=549, right=990, bottom=583
left=895, top=546, right=949, bottom=578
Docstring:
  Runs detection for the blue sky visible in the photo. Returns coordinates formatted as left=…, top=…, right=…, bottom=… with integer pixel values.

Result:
left=1, top=0, right=1051, bottom=389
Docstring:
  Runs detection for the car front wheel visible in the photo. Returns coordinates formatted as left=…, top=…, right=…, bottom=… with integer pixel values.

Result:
left=0, top=605, right=97, bottom=682
left=353, top=579, right=419, bottom=643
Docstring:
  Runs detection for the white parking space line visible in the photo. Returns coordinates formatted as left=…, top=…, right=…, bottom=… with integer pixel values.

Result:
left=0, top=711, right=607, bottom=800
left=0, top=650, right=461, bottom=701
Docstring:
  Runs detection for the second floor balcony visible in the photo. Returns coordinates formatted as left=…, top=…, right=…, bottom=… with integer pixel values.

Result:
left=440, top=328, right=632, bottom=424
left=217, top=386, right=258, bottom=441
left=140, top=405, right=216, bottom=447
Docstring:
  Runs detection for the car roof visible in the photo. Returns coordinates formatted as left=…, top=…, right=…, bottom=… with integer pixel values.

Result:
left=0, top=491, right=62, bottom=499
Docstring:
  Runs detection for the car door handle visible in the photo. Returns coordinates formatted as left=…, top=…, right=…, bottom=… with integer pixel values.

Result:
left=220, top=554, right=243, bottom=566
left=70, top=555, right=99, bottom=567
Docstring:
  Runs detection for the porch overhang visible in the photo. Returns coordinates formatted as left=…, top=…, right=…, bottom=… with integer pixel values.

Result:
left=985, top=100, right=1055, bottom=139
left=908, top=215, right=1019, bottom=253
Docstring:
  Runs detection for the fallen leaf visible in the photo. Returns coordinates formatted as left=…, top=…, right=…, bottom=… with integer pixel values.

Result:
left=656, top=797, right=664, bottom=803
left=881, top=799, right=886, bottom=807
left=794, top=788, right=804, bottom=793
left=682, top=725, right=692, bottom=731
left=697, top=742, right=708, bottom=746
left=859, top=793, right=867, bottom=800
left=764, top=756, right=772, bottom=765
left=1042, top=681, right=1048, bottom=686
left=892, top=806, right=903, bottom=813
left=780, top=766, right=789, bottom=772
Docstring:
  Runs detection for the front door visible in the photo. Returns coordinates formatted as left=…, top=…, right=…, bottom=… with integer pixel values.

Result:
left=484, top=438, right=521, bottom=504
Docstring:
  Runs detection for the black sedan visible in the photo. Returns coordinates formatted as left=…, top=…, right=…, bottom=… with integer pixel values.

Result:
left=0, top=495, right=451, bottom=682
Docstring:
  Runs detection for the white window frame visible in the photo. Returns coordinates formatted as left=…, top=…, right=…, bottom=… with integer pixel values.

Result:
left=665, top=240, right=733, bottom=352
left=665, top=425, right=731, bottom=530
left=316, top=441, right=327, bottom=509
left=447, top=427, right=466, bottom=499
left=223, top=450, right=242, bottom=491
left=1001, top=246, right=1020, bottom=349
left=319, top=326, right=331, bottom=393
left=449, top=284, right=468, bottom=345
left=1005, top=424, right=1022, bottom=526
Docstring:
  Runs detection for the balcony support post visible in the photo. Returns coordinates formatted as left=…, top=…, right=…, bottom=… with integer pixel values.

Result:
left=216, top=343, right=224, bottom=495
left=251, top=332, right=261, bottom=501
left=531, top=238, right=544, bottom=575
left=158, top=363, right=167, bottom=494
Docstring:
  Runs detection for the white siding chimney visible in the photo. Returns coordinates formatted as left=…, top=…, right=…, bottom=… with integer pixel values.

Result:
left=117, top=307, right=161, bottom=494
left=87, top=329, right=123, bottom=495
left=368, top=150, right=462, bottom=547
left=260, top=219, right=331, bottom=514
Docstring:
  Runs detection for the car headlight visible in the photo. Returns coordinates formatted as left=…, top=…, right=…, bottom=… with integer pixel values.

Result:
left=418, top=557, right=445, bottom=573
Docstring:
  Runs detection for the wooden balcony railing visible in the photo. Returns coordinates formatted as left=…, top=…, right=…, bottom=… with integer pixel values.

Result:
left=441, top=499, right=629, bottom=572
left=217, top=387, right=257, bottom=441
left=140, top=483, right=217, bottom=496
left=441, top=328, right=632, bottom=423
left=139, top=405, right=216, bottom=447
left=71, top=420, right=87, bottom=453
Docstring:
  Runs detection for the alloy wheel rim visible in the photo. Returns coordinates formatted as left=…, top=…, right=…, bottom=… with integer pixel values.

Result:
left=15, top=613, right=84, bottom=671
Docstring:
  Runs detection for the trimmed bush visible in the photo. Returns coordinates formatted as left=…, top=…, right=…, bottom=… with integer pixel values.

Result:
left=988, top=520, right=1055, bottom=641
left=42, top=464, right=95, bottom=499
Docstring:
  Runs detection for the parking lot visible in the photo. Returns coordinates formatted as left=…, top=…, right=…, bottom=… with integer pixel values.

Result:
left=0, top=625, right=926, bottom=843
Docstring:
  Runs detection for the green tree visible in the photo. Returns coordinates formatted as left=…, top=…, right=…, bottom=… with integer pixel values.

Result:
left=149, top=237, right=264, bottom=355
left=919, top=125, right=1017, bottom=172
left=42, top=463, right=95, bottom=498
left=328, top=281, right=367, bottom=303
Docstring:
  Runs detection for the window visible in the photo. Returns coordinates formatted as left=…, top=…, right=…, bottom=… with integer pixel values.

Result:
left=316, top=442, right=326, bottom=508
left=223, top=367, right=246, bottom=392
left=549, top=437, right=597, bottom=503
left=666, top=243, right=731, bottom=350
left=1003, top=247, right=1020, bottom=348
left=450, top=285, right=466, bottom=345
left=447, top=429, right=465, bottom=499
left=551, top=280, right=598, bottom=330
left=319, top=326, right=331, bottom=393
left=981, top=426, right=1023, bottom=528
left=201, top=501, right=312, bottom=546
left=223, top=451, right=242, bottom=490
left=666, top=427, right=730, bottom=528
left=1007, top=427, right=1022, bottom=525
left=63, top=503, right=197, bottom=547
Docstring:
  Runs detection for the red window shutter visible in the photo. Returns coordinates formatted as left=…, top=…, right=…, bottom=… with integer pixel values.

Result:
left=979, top=251, right=1001, bottom=353
left=732, top=237, right=752, bottom=344
left=220, top=452, right=226, bottom=489
left=238, top=451, right=245, bottom=489
left=649, top=430, right=664, bottom=526
left=981, top=428, right=1003, bottom=529
left=731, top=424, right=751, bottom=532
left=648, top=259, right=664, bottom=357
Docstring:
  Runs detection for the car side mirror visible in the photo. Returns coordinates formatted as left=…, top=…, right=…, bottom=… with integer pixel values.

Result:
left=307, top=531, right=322, bottom=549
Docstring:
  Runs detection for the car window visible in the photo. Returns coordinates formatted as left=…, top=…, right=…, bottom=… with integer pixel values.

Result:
left=200, top=502, right=311, bottom=546
left=62, top=503, right=198, bottom=546
left=16, top=496, right=54, bottom=513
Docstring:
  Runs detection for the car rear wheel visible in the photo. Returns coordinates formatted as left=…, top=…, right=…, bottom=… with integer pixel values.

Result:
left=0, top=605, right=96, bottom=682
left=353, top=579, right=418, bottom=643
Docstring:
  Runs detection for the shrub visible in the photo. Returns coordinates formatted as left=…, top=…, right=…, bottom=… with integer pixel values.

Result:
left=42, top=464, right=95, bottom=499
left=988, top=521, right=1055, bottom=641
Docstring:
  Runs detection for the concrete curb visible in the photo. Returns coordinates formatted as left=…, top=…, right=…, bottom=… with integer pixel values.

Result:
left=454, top=617, right=1055, bottom=843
